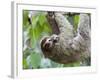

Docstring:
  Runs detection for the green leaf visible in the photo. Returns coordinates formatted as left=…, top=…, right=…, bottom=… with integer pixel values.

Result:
left=23, top=10, right=29, bottom=27
left=43, top=24, right=52, bottom=33
left=34, top=25, right=43, bottom=40
left=28, top=28, right=34, bottom=48
left=23, top=48, right=31, bottom=58
left=23, top=58, right=29, bottom=69
left=74, top=15, right=79, bottom=31
left=30, top=53, right=41, bottom=68
left=32, top=15, right=39, bottom=28
left=38, top=14, right=46, bottom=26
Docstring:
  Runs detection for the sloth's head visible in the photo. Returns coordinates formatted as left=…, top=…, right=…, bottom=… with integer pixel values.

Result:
left=41, top=34, right=59, bottom=51
left=41, top=37, right=53, bottom=51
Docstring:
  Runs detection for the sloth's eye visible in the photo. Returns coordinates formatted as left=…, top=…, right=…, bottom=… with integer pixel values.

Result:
left=48, top=39, right=51, bottom=41
left=56, top=37, right=58, bottom=39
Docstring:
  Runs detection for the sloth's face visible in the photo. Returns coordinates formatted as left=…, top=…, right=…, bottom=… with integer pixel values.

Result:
left=43, top=38, right=53, bottom=49
left=41, top=34, right=59, bottom=50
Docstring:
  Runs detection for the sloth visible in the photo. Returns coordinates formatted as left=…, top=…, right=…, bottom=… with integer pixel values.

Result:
left=41, top=12, right=90, bottom=64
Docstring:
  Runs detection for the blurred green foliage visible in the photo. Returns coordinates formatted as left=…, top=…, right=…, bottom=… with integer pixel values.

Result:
left=67, top=14, right=79, bottom=32
left=23, top=11, right=81, bottom=69
left=73, top=15, right=79, bottom=31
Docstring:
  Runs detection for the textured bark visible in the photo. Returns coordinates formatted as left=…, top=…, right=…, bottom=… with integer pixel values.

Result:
left=41, top=12, right=91, bottom=64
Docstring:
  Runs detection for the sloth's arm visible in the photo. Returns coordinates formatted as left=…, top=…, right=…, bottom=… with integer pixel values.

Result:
left=70, top=14, right=91, bottom=58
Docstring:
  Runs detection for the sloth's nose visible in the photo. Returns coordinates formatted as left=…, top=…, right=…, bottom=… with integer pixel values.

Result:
left=53, top=39, right=58, bottom=43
